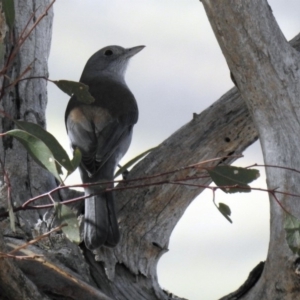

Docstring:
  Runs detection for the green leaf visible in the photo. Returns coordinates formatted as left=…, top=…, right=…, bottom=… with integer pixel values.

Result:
left=55, top=203, right=80, bottom=244
left=68, top=147, right=82, bottom=176
left=14, top=121, right=73, bottom=174
left=53, top=80, right=95, bottom=104
left=114, top=146, right=157, bottom=178
left=217, top=202, right=232, bottom=223
left=208, top=166, right=259, bottom=193
left=5, top=129, right=62, bottom=182
left=2, top=0, right=15, bottom=30
left=284, top=213, right=300, bottom=255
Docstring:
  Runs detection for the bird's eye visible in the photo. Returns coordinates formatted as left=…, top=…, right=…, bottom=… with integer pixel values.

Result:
left=104, top=49, right=113, bottom=56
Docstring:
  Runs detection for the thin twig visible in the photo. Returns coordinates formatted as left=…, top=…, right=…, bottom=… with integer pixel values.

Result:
left=0, top=253, right=44, bottom=260
left=4, top=61, right=35, bottom=89
left=0, top=0, right=56, bottom=99
left=8, top=224, right=66, bottom=255
left=247, top=163, right=300, bottom=175
left=3, top=76, right=49, bottom=89
left=7, top=0, right=56, bottom=69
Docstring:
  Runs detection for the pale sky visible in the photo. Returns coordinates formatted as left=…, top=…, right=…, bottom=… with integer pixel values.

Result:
left=47, top=1, right=300, bottom=299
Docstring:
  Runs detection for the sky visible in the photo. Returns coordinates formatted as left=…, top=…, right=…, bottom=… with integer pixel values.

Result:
left=46, top=1, right=300, bottom=299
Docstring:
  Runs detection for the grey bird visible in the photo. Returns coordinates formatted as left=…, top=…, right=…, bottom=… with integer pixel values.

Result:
left=65, top=45, right=144, bottom=250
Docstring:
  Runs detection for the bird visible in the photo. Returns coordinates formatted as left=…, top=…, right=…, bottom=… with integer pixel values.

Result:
left=65, top=45, right=144, bottom=250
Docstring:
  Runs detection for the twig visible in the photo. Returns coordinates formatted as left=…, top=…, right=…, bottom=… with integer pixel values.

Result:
left=0, top=253, right=44, bottom=260
left=8, top=224, right=66, bottom=255
left=3, top=76, right=49, bottom=89
left=247, top=163, right=300, bottom=175
left=0, top=0, right=56, bottom=99
left=3, top=62, right=35, bottom=89
left=0, top=153, right=299, bottom=221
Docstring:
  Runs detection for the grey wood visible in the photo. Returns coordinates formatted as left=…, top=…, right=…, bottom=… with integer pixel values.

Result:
left=202, top=0, right=300, bottom=299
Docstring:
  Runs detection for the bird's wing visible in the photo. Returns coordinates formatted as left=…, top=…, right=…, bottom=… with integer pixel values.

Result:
left=66, top=105, right=131, bottom=177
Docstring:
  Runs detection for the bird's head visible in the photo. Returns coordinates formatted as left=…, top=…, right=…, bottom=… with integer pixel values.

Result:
left=81, top=45, right=145, bottom=83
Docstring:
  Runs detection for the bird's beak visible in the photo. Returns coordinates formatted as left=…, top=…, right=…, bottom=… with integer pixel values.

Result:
left=125, top=45, right=145, bottom=58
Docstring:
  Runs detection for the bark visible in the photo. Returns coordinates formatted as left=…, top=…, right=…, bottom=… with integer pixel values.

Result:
left=201, top=0, right=300, bottom=299
left=86, top=86, right=258, bottom=299
left=4, top=237, right=113, bottom=300
left=0, top=0, right=56, bottom=233
left=0, top=234, right=51, bottom=300
left=0, top=0, right=56, bottom=299
left=9, top=85, right=259, bottom=300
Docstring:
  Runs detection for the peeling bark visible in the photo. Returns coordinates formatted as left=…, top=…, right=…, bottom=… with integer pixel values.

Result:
left=201, top=0, right=300, bottom=298
left=0, top=0, right=56, bottom=233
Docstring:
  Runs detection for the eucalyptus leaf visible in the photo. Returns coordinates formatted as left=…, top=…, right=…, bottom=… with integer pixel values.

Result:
left=208, top=166, right=259, bottom=193
left=68, top=147, right=82, bottom=176
left=5, top=129, right=62, bottom=182
left=114, top=146, right=157, bottom=178
left=15, top=120, right=73, bottom=174
left=54, top=80, right=95, bottom=104
left=284, top=213, right=300, bottom=255
left=217, top=202, right=232, bottom=223
left=2, top=0, right=15, bottom=30
left=55, top=203, right=80, bottom=244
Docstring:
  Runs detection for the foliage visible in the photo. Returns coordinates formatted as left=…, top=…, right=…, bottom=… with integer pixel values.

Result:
left=114, top=146, right=157, bottom=178
left=284, top=213, right=300, bottom=255
left=53, top=80, right=95, bottom=104
left=208, top=165, right=260, bottom=193
left=2, top=0, right=15, bottom=30
left=4, top=120, right=80, bottom=183
left=54, top=203, right=81, bottom=244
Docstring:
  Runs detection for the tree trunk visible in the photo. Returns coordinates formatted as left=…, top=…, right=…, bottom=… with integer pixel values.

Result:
left=0, top=0, right=56, bottom=232
left=0, top=1, right=56, bottom=298
left=201, top=0, right=300, bottom=299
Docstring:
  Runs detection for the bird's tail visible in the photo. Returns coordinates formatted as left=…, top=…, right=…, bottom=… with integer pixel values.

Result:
left=84, top=188, right=120, bottom=250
